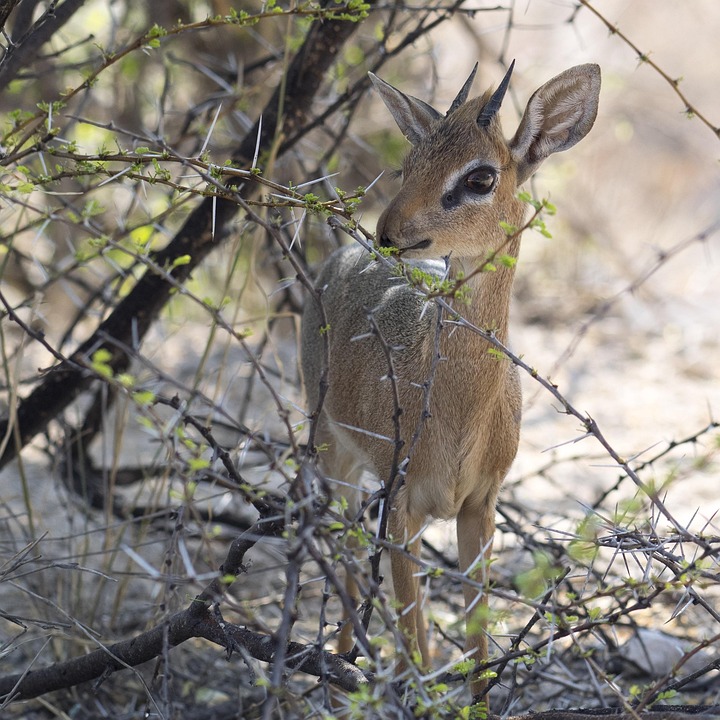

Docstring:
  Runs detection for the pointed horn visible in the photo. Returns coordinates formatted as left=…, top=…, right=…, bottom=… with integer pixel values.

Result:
left=477, top=60, right=515, bottom=128
left=447, top=62, right=478, bottom=116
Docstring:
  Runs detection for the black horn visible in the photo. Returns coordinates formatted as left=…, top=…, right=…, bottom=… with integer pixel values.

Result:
left=477, top=60, right=515, bottom=128
left=447, top=62, right=478, bottom=115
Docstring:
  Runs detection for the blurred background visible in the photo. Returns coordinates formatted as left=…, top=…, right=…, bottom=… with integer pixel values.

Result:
left=1, top=1, right=719, bottom=716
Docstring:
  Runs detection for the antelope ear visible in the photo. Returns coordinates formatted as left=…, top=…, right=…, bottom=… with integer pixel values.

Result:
left=510, top=64, right=601, bottom=185
left=369, top=72, right=442, bottom=145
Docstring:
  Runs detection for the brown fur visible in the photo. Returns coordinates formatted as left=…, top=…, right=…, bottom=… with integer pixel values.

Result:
left=302, top=63, right=601, bottom=700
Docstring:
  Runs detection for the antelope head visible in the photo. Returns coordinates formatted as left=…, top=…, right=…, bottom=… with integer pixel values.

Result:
left=369, top=62, right=601, bottom=261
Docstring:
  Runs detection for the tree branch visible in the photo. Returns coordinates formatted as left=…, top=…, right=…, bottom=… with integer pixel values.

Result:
left=0, top=5, right=368, bottom=469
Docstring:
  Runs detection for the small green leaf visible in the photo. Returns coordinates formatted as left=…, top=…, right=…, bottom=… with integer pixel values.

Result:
left=171, top=254, right=192, bottom=268
left=90, top=348, right=113, bottom=378
left=116, top=373, right=135, bottom=388
left=133, top=390, right=156, bottom=406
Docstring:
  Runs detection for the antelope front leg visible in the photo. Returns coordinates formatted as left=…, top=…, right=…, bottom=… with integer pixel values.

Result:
left=388, top=505, right=430, bottom=672
left=457, top=499, right=496, bottom=701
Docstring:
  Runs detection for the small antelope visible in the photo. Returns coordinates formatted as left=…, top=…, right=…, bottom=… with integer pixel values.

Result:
left=302, top=62, right=600, bottom=696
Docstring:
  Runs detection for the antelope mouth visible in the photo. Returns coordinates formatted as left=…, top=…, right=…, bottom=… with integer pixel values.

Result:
left=400, top=239, right=432, bottom=254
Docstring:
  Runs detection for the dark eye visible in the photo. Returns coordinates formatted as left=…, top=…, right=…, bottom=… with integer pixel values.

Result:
left=464, top=168, right=497, bottom=195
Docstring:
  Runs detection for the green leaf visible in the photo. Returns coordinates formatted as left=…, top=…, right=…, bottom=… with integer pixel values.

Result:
left=171, top=254, right=192, bottom=268
left=133, top=390, right=156, bottom=406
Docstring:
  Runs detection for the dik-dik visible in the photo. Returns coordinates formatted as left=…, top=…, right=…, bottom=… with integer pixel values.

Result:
left=302, top=62, right=600, bottom=695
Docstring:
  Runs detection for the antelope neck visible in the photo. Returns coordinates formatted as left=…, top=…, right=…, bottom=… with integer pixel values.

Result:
left=447, top=247, right=518, bottom=342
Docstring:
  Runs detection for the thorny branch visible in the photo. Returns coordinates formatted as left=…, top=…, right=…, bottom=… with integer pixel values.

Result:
left=578, top=0, right=720, bottom=140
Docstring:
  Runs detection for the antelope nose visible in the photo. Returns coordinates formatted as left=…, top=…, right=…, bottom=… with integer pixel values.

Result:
left=379, top=234, right=394, bottom=248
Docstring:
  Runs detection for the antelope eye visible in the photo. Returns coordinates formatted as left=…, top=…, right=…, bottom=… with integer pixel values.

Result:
left=464, top=168, right=497, bottom=195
